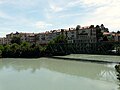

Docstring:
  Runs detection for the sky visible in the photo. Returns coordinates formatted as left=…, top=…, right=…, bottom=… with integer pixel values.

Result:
left=0, top=0, right=120, bottom=37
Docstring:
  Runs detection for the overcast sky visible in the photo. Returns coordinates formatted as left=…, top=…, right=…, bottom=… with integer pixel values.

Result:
left=0, top=0, right=120, bottom=37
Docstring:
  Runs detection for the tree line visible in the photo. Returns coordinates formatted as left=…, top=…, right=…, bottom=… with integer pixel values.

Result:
left=0, top=35, right=67, bottom=58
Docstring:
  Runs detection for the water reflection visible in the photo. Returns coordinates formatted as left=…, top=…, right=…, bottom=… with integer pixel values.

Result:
left=0, top=58, right=116, bottom=81
left=0, top=57, right=118, bottom=90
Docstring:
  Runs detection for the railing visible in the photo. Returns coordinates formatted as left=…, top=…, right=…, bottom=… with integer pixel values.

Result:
left=46, top=42, right=120, bottom=55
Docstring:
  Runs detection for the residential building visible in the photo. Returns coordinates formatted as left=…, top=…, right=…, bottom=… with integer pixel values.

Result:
left=66, top=28, right=76, bottom=43
left=6, top=32, right=36, bottom=44
left=0, top=38, right=3, bottom=45
left=76, top=26, right=97, bottom=43
left=103, top=32, right=120, bottom=42
left=113, top=33, right=120, bottom=42
left=0, top=37, right=8, bottom=45
left=36, top=30, right=62, bottom=45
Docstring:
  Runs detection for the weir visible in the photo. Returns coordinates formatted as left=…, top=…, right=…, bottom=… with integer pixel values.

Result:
left=47, top=56, right=120, bottom=64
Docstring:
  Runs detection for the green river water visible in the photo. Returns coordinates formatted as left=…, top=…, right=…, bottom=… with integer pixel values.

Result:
left=0, top=54, right=120, bottom=90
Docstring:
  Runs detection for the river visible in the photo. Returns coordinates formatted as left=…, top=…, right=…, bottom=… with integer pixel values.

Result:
left=0, top=54, right=119, bottom=90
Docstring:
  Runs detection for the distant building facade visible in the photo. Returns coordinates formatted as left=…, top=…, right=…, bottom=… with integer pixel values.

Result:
left=4, top=32, right=36, bottom=44
left=76, top=26, right=97, bottom=43
left=0, top=24, right=119, bottom=45
left=66, top=28, right=76, bottom=43
left=36, top=30, right=62, bottom=45
left=0, top=37, right=8, bottom=45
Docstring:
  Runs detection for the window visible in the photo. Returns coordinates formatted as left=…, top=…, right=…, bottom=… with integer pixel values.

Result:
left=71, top=32, right=74, bottom=34
left=71, top=35, right=74, bottom=37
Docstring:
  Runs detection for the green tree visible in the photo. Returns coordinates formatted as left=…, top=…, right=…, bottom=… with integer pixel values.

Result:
left=0, top=50, right=2, bottom=57
left=0, top=45, right=4, bottom=51
left=11, top=36, right=21, bottom=44
left=35, top=34, right=39, bottom=44
left=76, top=25, right=81, bottom=30
left=117, top=31, right=120, bottom=33
left=89, top=25, right=94, bottom=28
left=0, top=45, right=4, bottom=57
left=20, top=42, right=30, bottom=57
left=10, top=43, right=20, bottom=57
left=96, top=25, right=103, bottom=42
left=46, top=35, right=67, bottom=56
left=76, top=25, right=81, bottom=38
left=2, top=45, right=11, bottom=57
left=53, top=35, right=67, bottom=44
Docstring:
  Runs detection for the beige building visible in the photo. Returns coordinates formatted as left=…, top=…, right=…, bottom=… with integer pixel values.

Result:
left=36, top=33, right=46, bottom=45
left=36, top=30, right=62, bottom=45
left=0, top=37, right=8, bottom=45
left=113, top=33, right=120, bottom=42
left=6, top=32, right=36, bottom=44
left=0, top=38, right=3, bottom=45
left=66, top=28, right=76, bottom=43
left=76, top=26, right=97, bottom=43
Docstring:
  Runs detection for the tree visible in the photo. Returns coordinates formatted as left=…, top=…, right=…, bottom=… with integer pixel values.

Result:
left=103, top=36, right=108, bottom=41
left=76, top=25, right=81, bottom=38
left=0, top=50, right=2, bottom=57
left=89, top=25, right=94, bottom=28
left=45, top=35, right=67, bottom=56
left=76, top=25, right=81, bottom=30
left=96, top=25, right=103, bottom=41
left=0, top=45, right=4, bottom=51
left=35, top=34, right=39, bottom=44
left=0, top=45, right=4, bottom=57
left=105, top=28, right=109, bottom=32
left=101, top=24, right=104, bottom=27
left=53, top=35, right=67, bottom=44
left=2, top=45, right=11, bottom=57
left=11, top=36, right=21, bottom=44
left=96, top=25, right=100, bottom=29
left=20, top=42, right=30, bottom=57
left=10, top=43, right=20, bottom=57
left=117, top=31, right=120, bottom=33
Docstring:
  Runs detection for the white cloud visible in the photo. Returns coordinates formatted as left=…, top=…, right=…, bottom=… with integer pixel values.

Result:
left=49, top=3, right=63, bottom=12
left=59, top=13, right=82, bottom=18
left=0, top=0, right=120, bottom=34
left=45, top=0, right=81, bottom=19
left=66, top=0, right=82, bottom=8
left=35, top=21, right=53, bottom=29
left=49, top=0, right=120, bottom=31
left=81, top=0, right=113, bottom=6
left=79, top=0, right=120, bottom=31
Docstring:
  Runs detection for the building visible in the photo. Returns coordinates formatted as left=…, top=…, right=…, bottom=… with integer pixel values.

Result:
left=36, top=30, right=62, bottom=45
left=0, top=24, right=114, bottom=45
left=103, top=32, right=120, bottom=42
left=76, top=26, right=97, bottom=43
left=103, top=32, right=114, bottom=41
left=0, top=38, right=3, bottom=45
left=6, top=32, right=36, bottom=44
left=0, top=37, right=8, bottom=45
left=66, top=28, right=76, bottom=43
left=113, top=33, right=120, bottom=42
